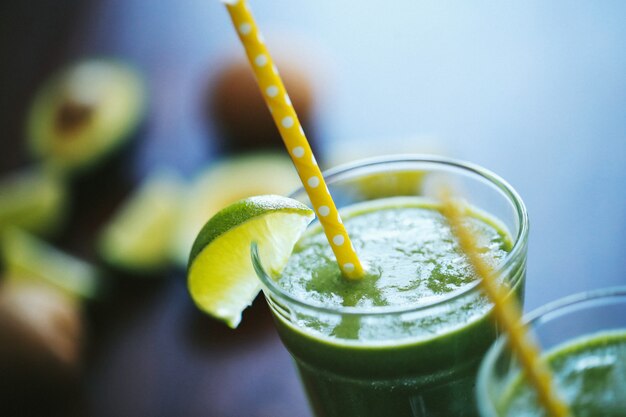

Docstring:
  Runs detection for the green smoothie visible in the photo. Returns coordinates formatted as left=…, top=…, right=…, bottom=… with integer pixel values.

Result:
left=266, top=197, right=525, bottom=417
left=498, top=330, right=626, bottom=417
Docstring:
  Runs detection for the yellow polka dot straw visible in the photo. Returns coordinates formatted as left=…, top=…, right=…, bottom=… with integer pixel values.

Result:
left=438, top=192, right=571, bottom=417
left=221, top=0, right=364, bottom=280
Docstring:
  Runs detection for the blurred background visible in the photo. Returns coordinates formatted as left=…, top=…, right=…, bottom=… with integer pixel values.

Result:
left=0, top=0, right=624, bottom=416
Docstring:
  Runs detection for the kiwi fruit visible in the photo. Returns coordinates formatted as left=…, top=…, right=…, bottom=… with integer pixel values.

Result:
left=0, top=231, right=94, bottom=412
left=0, top=279, right=82, bottom=415
left=208, top=58, right=317, bottom=153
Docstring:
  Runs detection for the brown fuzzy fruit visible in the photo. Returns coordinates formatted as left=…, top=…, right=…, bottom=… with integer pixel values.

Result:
left=0, top=279, right=83, bottom=413
left=208, top=57, right=317, bottom=154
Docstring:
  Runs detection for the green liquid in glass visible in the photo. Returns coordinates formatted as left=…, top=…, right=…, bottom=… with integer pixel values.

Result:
left=500, top=330, right=626, bottom=417
left=270, top=197, right=525, bottom=417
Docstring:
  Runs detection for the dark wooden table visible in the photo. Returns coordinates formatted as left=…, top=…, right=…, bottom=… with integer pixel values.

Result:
left=1, top=1, right=625, bottom=416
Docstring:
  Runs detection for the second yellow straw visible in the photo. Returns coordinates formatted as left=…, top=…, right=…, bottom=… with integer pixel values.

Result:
left=439, top=193, right=571, bottom=417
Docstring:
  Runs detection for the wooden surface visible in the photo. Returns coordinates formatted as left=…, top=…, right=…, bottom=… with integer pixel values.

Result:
left=0, top=1, right=624, bottom=416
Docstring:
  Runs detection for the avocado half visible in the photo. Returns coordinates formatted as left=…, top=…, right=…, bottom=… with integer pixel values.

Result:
left=26, top=59, right=146, bottom=177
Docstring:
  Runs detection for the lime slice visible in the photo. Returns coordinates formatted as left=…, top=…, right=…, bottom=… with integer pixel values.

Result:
left=187, top=195, right=314, bottom=328
left=172, top=152, right=300, bottom=267
left=1, top=228, right=100, bottom=300
left=97, top=170, right=183, bottom=274
left=0, top=168, right=68, bottom=237
left=350, top=170, right=425, bottom=199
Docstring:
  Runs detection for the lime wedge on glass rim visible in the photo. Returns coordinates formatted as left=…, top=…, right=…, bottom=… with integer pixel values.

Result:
left=187, top=195, right=314, bottom=328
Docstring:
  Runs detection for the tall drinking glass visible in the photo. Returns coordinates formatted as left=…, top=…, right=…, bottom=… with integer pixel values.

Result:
left=253, top=155, right=528, bottom=417
left=477, top=287, right=626, bottom=416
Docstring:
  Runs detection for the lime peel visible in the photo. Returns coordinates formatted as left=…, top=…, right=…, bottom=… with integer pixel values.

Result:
left=187, top=195, right=314, bottom=328
left=1, top=228, right=101, bottom=300
left=97, top=169, right=183, bottom=273
left=0, top=168, right=68, bottom=237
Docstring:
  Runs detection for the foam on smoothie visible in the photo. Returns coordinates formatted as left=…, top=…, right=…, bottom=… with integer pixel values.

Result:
left=278, top=197, right=512, bottom=309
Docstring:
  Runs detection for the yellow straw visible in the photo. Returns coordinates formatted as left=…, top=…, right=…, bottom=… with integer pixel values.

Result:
left=438, top=191, right=571, bottom=417
left=221, top=0, right=364, bottom=280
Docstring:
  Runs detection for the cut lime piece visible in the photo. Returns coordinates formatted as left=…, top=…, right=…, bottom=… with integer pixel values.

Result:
left=349, top=169, right=426, bottom=199
left=0, top=168, right=68, bottom=237
left=27, top=59, right=146, bottom=176
left=187, top=195, right=314, bottom=328
left=172, top=152, right=300, bottom=267
left=1, top=228, right=100, bottom=300
left=97, top=169, right=183, bottom=274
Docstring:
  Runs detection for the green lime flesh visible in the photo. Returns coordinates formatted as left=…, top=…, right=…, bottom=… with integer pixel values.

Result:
left=1, top=228, right=101, bottom=301
left=187, top=195, right=313, bottom=328
left=97, top=169, right=183, bottom=274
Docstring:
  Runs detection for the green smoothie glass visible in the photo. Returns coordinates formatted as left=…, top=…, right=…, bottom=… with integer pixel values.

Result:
left=252, top=155, right=528, bottom=417
left=477, top=287, right=626, bottom=416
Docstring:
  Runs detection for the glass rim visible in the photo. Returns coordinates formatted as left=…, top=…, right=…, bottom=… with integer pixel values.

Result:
left=253, top=154, right=529, bottom=317
left=476, top=286, right=626, bottom=416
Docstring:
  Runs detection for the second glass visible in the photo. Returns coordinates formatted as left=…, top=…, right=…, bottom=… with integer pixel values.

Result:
left=477, top=288, right=626, bottom=416
left=253, top=155, right=528, bottom=417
